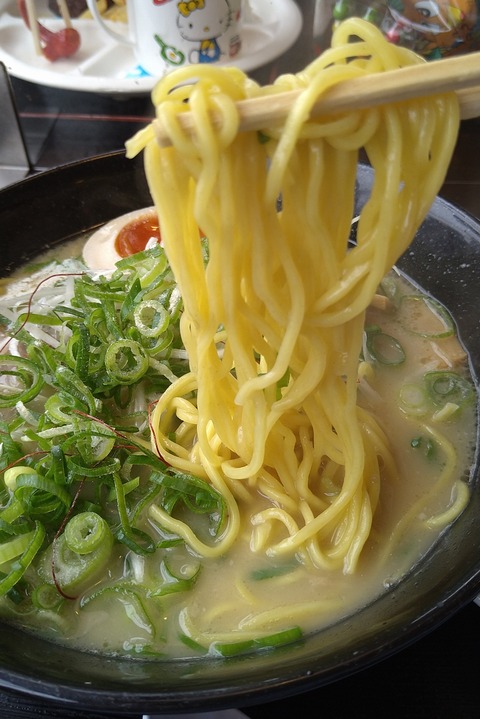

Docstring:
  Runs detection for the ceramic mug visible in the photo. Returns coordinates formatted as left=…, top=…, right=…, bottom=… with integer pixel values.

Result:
left=86, top=0, right=244, bottom=76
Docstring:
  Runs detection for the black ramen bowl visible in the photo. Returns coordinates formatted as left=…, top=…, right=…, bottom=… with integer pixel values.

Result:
left=0, top=153, right=479, bottom=715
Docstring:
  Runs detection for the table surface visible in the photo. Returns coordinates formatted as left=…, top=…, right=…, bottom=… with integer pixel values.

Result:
left=2, top=1, right=480, bottom=716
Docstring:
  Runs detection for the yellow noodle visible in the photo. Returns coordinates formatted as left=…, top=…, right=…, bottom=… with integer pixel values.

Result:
left=238, top=601, right=342, bottom=630
left=426, top=480, right=470, bottom=529
left=380, top=423, right=459, bottom=559
left=234, top=577, right=259, bottom=606
left=128, top=18, right=460, bottom=574
left=179, top=599, right=341, bottom=645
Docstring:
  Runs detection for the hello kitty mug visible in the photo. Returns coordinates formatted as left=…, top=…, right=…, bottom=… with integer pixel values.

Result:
left=86, top=0, right=245, bottom=77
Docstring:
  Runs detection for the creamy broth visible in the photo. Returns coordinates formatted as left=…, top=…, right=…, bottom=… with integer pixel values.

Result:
left=0, top=231, right=476, bottom=660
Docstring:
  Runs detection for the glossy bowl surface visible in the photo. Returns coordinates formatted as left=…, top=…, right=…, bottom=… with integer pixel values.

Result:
left=0, top=154, right=479, bottom=715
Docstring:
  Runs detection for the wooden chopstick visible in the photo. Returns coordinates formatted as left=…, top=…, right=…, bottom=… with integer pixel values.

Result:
left=456, top=83, right=480, bottom=119
left=25, top=0, right=42, bottom=56
left=57, top=0, right=73, bottom=28
left=152, top=51, right=480, bottom=146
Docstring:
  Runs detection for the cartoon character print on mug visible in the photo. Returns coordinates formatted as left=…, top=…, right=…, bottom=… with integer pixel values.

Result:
left=176, top=0, right=242, bottom=64
left=86, top=0, right=244, bottom=76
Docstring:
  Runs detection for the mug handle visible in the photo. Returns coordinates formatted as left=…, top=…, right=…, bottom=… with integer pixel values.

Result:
left=85, top=0, right=134, bottom=45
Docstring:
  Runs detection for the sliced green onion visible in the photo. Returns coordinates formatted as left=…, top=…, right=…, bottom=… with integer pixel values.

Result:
left=113, top=473, right=155, bottom=556
left=0, top=356, right=44, bottom=408
left=17, top=312, right=63, bottom=327
left=0, top=421, right=24, bottom=471
left=54, top=365, right=98, bottom=415
left=44, top=392, right=84, bottom=424
left=134, top=300, right=169, bottom=339
left=211, top=638, right=255, bottom=658
left=162, top=552, right=200, bottom=582
left=65, top=512, right=110, bottom=555
left=107, top=476, right=139, bottom=502
left=26, top=341, right=60, bottom=376
left=411, top=435, right=436, bottom=459
left=14, top=473, right=71, bottom=512
left=398, top=383, right=429, bottom=417
left=365, top=328, right=405, bottom=366
left=4, top=577, right=29, bottom=606
left=104, top=299, right=123, bottom=341
left=116, top=527, right=156, bottom=556
left=211, top=626, right=303, bottom=657
left=74, top=426, right=116, bottom=464
left=250, top=563, right=298, bottom=581
left=424, top=371, right=474, bottom=408
left=24, top=425, right=74, bottom=444
left=86, top=306, right=109, bottom=343
left=84, top=341, right=106, bottom=374
left=65, top=323, right=90, bottom=382
left=15, top=400, right=39, bottom=427
left=75, top=276, right=126, bottom=303
left=0, top=498, right=25, bottom=525
left=105, top=340, right=149, bottom=384
left=50, top=445, right=68, bottom=486
left=120, top=277, right=142, bottom=324
left=32, top=582, right=64, bottom=610
left=150, top=555, right=201, bottom=597
left=125, top=452, right=168, bottom=473
left=4, top=465, right=35, bottom=491
left=53, top=305, right=85, bottom=319
left=0, top=528, right=37, bottom=566
left=80, top=584, right=155, bottom=636
left=0, top=518, right=26, bottom=539
left=66, top=454, right=121, bottom=478
left=155, top=470, right=227, bottom=538
left=178, top=632, right=207, bottom=654
left=253, top=625, right=303, bottom=648
left=432, top=402, right=461, bottom=422
left=138, top=253, right=170, bottom=290
left=40, top=527, right=113, bottom=595
left=144, top=328, right=175, bottom=357
left=115, top=243, right=166, bottom=273
left=0, top=521, right=45, bottom=597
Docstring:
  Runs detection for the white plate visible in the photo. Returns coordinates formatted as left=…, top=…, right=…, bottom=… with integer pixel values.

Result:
left=0, top=0, right=302, bottom=95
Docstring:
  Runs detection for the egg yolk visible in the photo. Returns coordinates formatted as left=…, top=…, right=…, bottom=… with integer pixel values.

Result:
left=114, top=213, right=161, bottom=257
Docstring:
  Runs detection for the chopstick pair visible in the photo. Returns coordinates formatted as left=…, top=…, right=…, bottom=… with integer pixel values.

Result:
left=152, top=51, right=480, bottom=146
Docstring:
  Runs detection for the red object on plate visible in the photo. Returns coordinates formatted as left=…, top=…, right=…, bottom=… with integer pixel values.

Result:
left=17, top=0, right=81, bottom=61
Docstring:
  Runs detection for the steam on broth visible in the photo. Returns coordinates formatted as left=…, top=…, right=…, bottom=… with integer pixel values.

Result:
left=0, top=18, right=477, bottom=660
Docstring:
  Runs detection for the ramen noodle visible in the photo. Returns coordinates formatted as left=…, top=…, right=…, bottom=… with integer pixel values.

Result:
left=126, top=17, right=462, bottom=573
left=0, top=19, right=475, bottom=659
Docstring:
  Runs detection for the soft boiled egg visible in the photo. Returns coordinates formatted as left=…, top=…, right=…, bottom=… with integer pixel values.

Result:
left=83, top=207, right=161, bottom=270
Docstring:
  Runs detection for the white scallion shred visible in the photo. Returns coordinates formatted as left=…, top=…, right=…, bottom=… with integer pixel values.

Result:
left=15, top=401, right=39, bottom=427
left=21, top=424, right=75, bottom=441
left=148, top=358, right=179, bottom=384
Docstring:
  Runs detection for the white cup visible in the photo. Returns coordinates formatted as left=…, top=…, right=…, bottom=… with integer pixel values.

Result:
left=86, top=0, right=244, bottom=77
